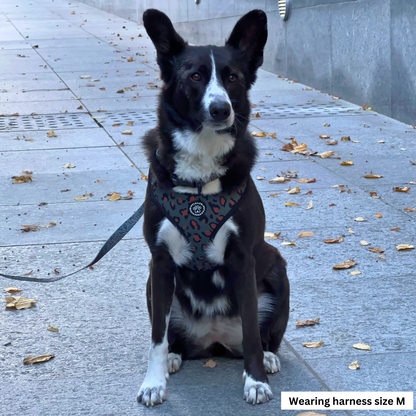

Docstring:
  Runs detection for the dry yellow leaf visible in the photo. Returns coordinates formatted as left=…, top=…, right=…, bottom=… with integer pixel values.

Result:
left=353, top=342, right=371, bottom=351
left=303, top=342, right=324, bottom=348
left=62, top=163, right=76, bottom=168
left=251, top=131, right=267, bottom=137
left=268, top=132, right=276, bottom=138
left=319, top=135, right=330, bottom=139
left=368, top=247, right=384, bottom=253
left=264, top=232, right=281, bottom=239
left=349, top=360, right=360, bottom=370
left=333, top=259, right=356, bottom=270
left=360, top=241, right=370, bottom=246
left=269, top=176, right=286, bottom=183
left=6, top=296, right=36, bottom=310
left=47, top=129, right=57, bottom=138
left=285, top=202, right=300, bottom=207
left=390, top=227, right=400, bottom=231
left=323, top=123, right=330, bottom=127
left=252, top=112, right=261, bottom=118
left=256, top=176, right=266, bottom=180
left=291, top=137, right=298, bottom=146
left=96, top=179, right=104, bottom=183
left=341, top=136, right=351, bottom=141
left=293, top=143, right=307, bottom=152
left=306, top=200, right=313, bottom=210
left=351, top=271, right=362, bottom=276
left=298, top=232, right=314, bottom=237
left=47, top=326, right=59, bottom=332
left=282, top=241, right=296, bottom=246
left=364, top=174, right=383, bottom=178
left=375, top=213, right=382, bottom=218
left=393, top=187, right=410, bottom=193
left=305, top=87, right=313, bottom=91
left=296, top=318, right=320, bottom=327
left=323, top=237, right=342, bottom=244
left=122, top=130, right=133, bottom=135
left=4, top=287, right=22, bottom=293
left=74, top=196, right=88, bottom=201
left=79, top=75, right=91, bottom=79
left=126, top=121, right=133, bottom=126
left=108, top=192, right=122, bottom=201
left=396, top=244, right=415, bottom=251
left=12, top=175, right=33, bottom=184
left=340, top=160, right=354, bottom=166
left=281, top=143, right=294, bottom=152
left=268, top=193, right=280, bottom=197
left=23, top=355, right=54, bottom=365
left=127, top=57, right=134, bottom=62
left=354, top=217, right=366, bottom=222
left=317, top=151, right=334, bottom=159
left=77, top=105, right=83, bottom=110
left=332, top=96, right=340, bottom=100
left=203, top=359, right=217, bottom=368
left=296, top=178, right=316, bottom=183
left=287, top=187, right=300, bottom=194
left=141, top=173, right=148, bottom=181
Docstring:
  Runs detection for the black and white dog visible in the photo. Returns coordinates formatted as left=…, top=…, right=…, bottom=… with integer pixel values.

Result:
left=138, top=9, right=290, bottom=406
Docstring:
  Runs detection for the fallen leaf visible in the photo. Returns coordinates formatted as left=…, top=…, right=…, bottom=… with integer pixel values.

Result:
left=126, top=121, right=133, bottom=126
left=296, top=318, right=320, bottom=327
left=47, top=129, right=57, bottom=137
left=77, top=105, right=83, bottom=110
left=340, top=160, right=353, bottom=166
left=203, top=359, right=217, bottom=368
left=281, top=143, right=294, bottom=152
left=285, top=202, right=300, bottom=207
left=353, top=342, right=371, bottom=351
left=351, top=271, right=362, bottom=276
left=298, top=232, right=314, bottom=237
left=393, top=186, right=410, bottom=193
left=303, top=342, right=324, bottom=348
left=323, top=123, right=330, bottom=127
left=368, top=247, right=384, bottom=253
left=306, top=200, right=313, bottom=210
left=12, top=175, right=32, bottom=184
left=370, top=191, right=380, bottom=199
left=378, top=140, right=385, bottom=143
left=364, top=174, right=383, bottom=179
left=119, top=142, right=125, bottom=146
left=79, top=75, right=91, bottom=79
left=404, top=207, right=416, bottom=211
left=341, top=136, right=351, bottom=141
left=252, top=112, right=260, bottom=118
left=410, top=161, right=416, bottom=165
left=296, top=178, right=316, bottom=183
left=396, top=244, right=414, bottom=251
left=47, top=326, right=59, bottom=332
left=127, top=57, right=134, bottom=62
left=332, top=96, right=340, bottom=100
left=265, top=232, right=281, bottom=239
left=375, top=213, right=382, bottom=218
left=323, top=237, right=342, bottom=244
left=23, top=355, right=54, bottom=365
left=108, top=192, right=121, bottom=201
left=291, top=138, right=298, bottom=146
left=74, top=196, right=88, bottom=201
left=260, top=167, right=265, bottom=171
left=251, top=131, right=267, bottom=137
left=390, top=227, right=400, bottom=231
left=326, top=140, right=338, bottom=145
left=99, top=87, right=106, bottom=91
left=117, top=89, right=124, bottom=93
left=305, top=87, right=313, bottom=91
left=122, top=130, right=132, bottom=135
left=256, top=176, right=266, bottom=181
left=333, top=259, right=356, bottom=270
left=282, top=241, right=296, bottom=246
left=112, top=123, right=121, bottom=127
left=349, top=360, right=360, bottom=370
left=349, top=228, right=354, bottom=233
left=21, top=223, right=56, bottom=232
left=319, top=134, right=330, bottom=139
left=287, top=187, right=300, bottom=194
left=292, top=143, right=307, bottom=153
left=4, top=287, right=22, bottom=293
left=354, top=217, right=366, bottom=222
left=268, top=132, right=276, bottom=138
left=269, top=176, right=287, bottom=183
left=268, top=193, right=280, bottom=197
left=360, top=241, right=370, bottom=246
left=6, top=296, right=36, bottom=310
left=317, top=151, right=334, bottom=159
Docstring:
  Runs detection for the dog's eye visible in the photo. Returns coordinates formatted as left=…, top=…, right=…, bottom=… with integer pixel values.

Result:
left=191, top=73, right=201, bottom=81
left=228, top=74, right=237, bottom=83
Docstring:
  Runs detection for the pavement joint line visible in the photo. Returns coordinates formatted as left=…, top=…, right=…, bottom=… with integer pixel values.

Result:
left=282, top=338, right=353, bottom=416
left=0, top=144, right=132, bottom=153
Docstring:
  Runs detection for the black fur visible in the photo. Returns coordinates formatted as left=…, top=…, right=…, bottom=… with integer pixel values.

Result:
left=140, top=8, right=290, bottom=403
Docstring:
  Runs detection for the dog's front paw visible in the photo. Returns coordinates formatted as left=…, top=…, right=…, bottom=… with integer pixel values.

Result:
left=263, top=351, right=281, bottom=374
left=137, top=377, right=167, bottom=407
left=242, top=371, right=273, bottom=404
left=167, top=352, right=182, bottom=374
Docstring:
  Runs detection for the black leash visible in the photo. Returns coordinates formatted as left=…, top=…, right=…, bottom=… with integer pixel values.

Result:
left=0, top=202, right=145, bottom=283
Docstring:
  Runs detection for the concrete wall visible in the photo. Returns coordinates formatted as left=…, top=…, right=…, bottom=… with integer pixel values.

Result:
left=78, top=0, right=416, bottom=126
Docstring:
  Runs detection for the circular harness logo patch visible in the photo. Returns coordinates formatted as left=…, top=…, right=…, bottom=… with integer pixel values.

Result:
left=189, top=201, right=206, bottom=217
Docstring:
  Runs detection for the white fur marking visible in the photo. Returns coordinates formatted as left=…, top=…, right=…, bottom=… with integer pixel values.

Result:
left=184, top=287, right=230, bottom=316
left=138, top=315, right=170, bottom=406
left=242, top=371, right=273, bottom=404
left=206, top=218, right=239, bottom=265
left=263, top=351, right=281, bottom=374
left=157, top=218, right=193, bottom=267
left=167, top=352, right=182, bottom=374
left=212, top=270, right=226, bottom=289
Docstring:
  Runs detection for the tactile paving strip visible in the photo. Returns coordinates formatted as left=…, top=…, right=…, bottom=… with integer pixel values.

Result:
left=0, top=113, right=97, bottom=131
left=103, top=110, right=158, bottom=124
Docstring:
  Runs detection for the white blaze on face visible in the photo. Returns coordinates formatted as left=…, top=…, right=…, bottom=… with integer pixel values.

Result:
left=202, top=50, right=234, bottom=125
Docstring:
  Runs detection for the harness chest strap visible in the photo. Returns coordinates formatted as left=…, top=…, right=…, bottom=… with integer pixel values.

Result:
left=150, top=172, right=248, bottom=272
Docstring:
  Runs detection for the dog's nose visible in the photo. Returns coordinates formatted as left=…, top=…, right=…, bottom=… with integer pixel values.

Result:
left=209, top=101, right=231, bottom=122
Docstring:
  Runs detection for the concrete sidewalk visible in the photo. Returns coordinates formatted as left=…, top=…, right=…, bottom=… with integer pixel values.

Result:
left=1, top=1, right=415, bottom=415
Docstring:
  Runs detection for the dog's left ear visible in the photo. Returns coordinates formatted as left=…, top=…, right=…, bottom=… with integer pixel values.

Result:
left=143, top=9, right=186, bottom=82
left=226, top=10, right=268, bottom=74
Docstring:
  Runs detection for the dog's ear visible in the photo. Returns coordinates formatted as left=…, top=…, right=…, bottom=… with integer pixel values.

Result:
left=226, top=10, right=268, bottom=75
left=143, top=9, right=186, bottom=82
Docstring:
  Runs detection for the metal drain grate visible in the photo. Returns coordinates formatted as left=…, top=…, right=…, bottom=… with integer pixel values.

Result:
left=252, top=102, right=363, bottom=118
left=0, top=114, right=97, bottom=131
left=103, top=110, right=158, bottom=125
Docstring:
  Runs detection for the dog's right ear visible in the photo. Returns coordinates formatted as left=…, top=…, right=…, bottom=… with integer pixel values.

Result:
left=143, top=9, right=186, bottom=82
